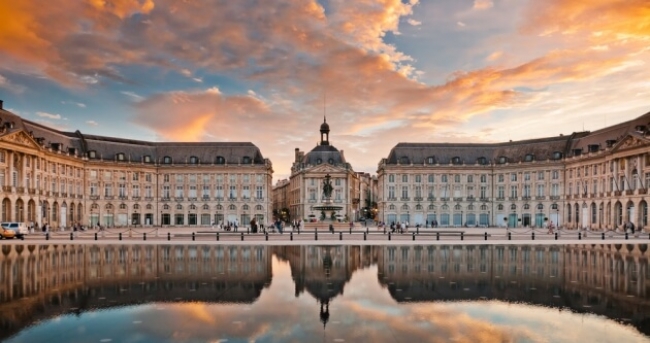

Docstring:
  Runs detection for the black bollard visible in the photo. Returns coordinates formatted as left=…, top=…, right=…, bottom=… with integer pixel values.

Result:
left=508, top=232, right=511, bottom=240
left=290, top=232, right=293, bottom=241
left=436, top=232, right=440, bottom=241
left=119, top=232, right=122, bottom=240
left=364, top=232, right=367, bottom=241
left=349, top=227, right=352, bottom=235
left=144, top=233, right=147, bottom=241
left=484, top=232, right=487, bottom=241
left=247, top=227, right=250, bottom=234
left=70, top=232, right=73, bottom=240
left=168, top=232, right=171, bottom=241
left=461, top=232, right=464, bottom=241
left=412, top=232, right=415, bottom=241
left=578, top=232, right=582, bottom=240
left=192, top=232, right=195, bottom=241
left=625, top=232, right=628, bottom=240
left=265, top=233, right=268, bottom=241
left=315, top=231, right=318, bottom=241
left=217, top=232, right=220, bottom=241
left=95, top=232, right=98, bottom=241
left=532, top=232, right=535, bottom=240
left=554, top=232, right=558, bottom=240
left=46, top=232, right=49, bottom=240
left=602, top=232, right=605, bottom=240
left=241, top=232, right=244, bottom=241
left=340, top=232, right=343, bottom=240
left=388, top=232, right=391, bottom=241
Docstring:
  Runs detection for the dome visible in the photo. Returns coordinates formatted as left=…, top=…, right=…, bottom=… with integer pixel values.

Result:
left=320, top=121, right=330, bottom=132
left=302, top=144, right=345, bottom=165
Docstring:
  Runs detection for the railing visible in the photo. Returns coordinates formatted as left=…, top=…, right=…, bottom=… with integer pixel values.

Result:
left=614, top=191, right=622, bottom=196
left=62, top=193, right=68, bottom=198
left=90, top=195, right=100, bottom=200
left=162, top=197, right=170, bottom=201
left=188, top=197, right=198, bottom=201
left=414, top=197, right=424, bottom=202
left=550, top=196, right=561, bottom=200
left=440, top=197, right=450, bottom=201
left=508, top=197, right=518, bottom=201
left=255, top=198, right=265, bottom=202
left=175, top=197, right=184, bottom=202
left=28, top=188, right=36, bottom=195
left=104, top=195, right=114, bottom=200
left=400, top=197, right=410, bottom=201
left=2, top=186, right=11, bottom=192
left=453, top=197, right=463, bottom=202
left=17, top=186, right=25, bottom=193
left=228, top=197, right=237, bottom=201
left=387, top=197, right=397, bottom=201
left=496, top=197, right=505, bottom=201
left=626, top=190, right=634, bottom=195
left=427, top=197, right=436, bottom=201
left=479, top=197, right=489, bottom=202
left=522, top=196, right=531, bottom=201
left=132, top=196, right=141, bottom=201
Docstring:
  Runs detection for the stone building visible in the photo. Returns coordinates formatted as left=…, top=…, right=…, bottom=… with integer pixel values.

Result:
left=0, top=100, right=273, bottom=228
left=283, top=118, right=360, bottom=221
left=378, top=110, right=650, bottom=231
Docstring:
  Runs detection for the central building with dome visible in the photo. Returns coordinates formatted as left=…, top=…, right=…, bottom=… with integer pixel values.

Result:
left=285, top=118, right=361, bottom=222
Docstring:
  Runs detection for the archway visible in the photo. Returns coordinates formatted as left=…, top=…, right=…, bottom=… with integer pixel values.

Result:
left=626, top=200, right=635, bottom=226
left=614, top=201, right=623, bottom=227
left=69, top=203, right=75, bottom=226
left=15, top=198, right=24, bottom=222
left=2, top=198, right=10, bottom=222
left=60, top=202, right=67, bottom=228
left=42, top=200, right=50, bottom=225
left=52, top=202, right=59, bottom=227
left=27, top=199, right=36, bottom=223
left=77, top=203, right=83, bottom=223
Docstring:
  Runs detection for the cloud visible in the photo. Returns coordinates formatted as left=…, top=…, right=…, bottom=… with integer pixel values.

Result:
left=473, top=0, right=494, bottom=10
left=121, top=91, right=144, bottom=101
left=86, top=120, right=99, bottom=126
left=0, top=73, right=26, bottom=93
left=407, top=19, right=421, bottom=26
left=457, top=21, right=466, bottom=27
left=36, top=111, right=62, bottom=120
left=61, top=100, right=86, bottom=108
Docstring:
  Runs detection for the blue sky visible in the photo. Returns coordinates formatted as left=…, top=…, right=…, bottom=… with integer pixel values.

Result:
left=1, top=0, right=649, bottom=180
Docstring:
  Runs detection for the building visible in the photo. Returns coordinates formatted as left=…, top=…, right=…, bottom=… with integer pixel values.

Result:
left=272, top=178, right=290, bottom=219
left=378, top=110, right=650, bottom=231
left=283, top=117, right=360, bottom=221
left=0, top=100, right=273, bottom=228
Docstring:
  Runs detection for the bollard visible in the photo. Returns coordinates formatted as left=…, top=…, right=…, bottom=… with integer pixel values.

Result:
left=340, top=232, right=343, bottom=241
left=349, top=228, right=352, bottom=235
left=578, top=232, right=582, bottom=240
left=484, top=232, right=488, bottom=241
left=625, top=232, right=628, bottom=240
left=366, top=227, right=369, bottom=234
left=388, top=232, right=392, bottom=241
left=46, top=232, right=49, bottom=240
left=508, top=232, right=511, bottom=240
left=241, top=232, right=244, bottom=241
left=555, top=232, right=558, bottom=240
left=364, top=232, right=367, bottom=241
left=217, top=232, right=220, bottom=241
left=247, top=227, right=250, bottom=234
left=315, top=231, right=318, bottom=241
left=95, top=232, right=98, bottom=241
left=436, top=232, right=440, bottom=241
left=532, top=232, right=535, bottom=240
left=192, top=232, right=195, bottom=241
left=412, top=232, right=415, bottom=241
left=602, top=232, right=605, bottom=240
left=119, top=232, right=122, bottom=241
left=143, top=233, right=147, bottom=241
left=383, top=226, right=386, bottom=234
left=70, top=232, right=74, bottom=240
left=461, top=232, right=464, bottom=241
left=265, top=233, right=268, bottom=241
left=417, top=226, right=419, bottom=234
left=290, top=232, right=293, bottom=241
left=168, top=232, right=171, bottom=241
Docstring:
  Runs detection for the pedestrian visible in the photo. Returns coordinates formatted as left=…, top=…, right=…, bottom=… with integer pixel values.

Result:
left=547, top=220, right=554, bottom=234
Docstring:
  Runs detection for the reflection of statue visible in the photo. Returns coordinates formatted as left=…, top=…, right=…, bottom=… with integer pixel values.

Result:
left=322, top=174, right=333, bottom=199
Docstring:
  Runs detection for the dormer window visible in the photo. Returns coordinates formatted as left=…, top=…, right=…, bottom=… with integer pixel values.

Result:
left=498, top=156, right=507, bottom=164
left=215, top=156, right=225, bottom=164
left=524, top=154, right=534, bottom=162
left=88, top=150, right=97, bottom=159
left=573, top=148, right=582, bottom=156
left=328, top=158, right=334, bottom=164
left=117, top=153, right=125, bottom=161
left=451, top=156, right=461, bottom=165
left=400, top=156, right=409, bottom=164
left=477, top=157, right=488, bottom=165
left=242, top=156, right=251, bottom=164
left=552, top=151, right=563, bottom=160
left=427, top=156, right=435, bottom=164
left=163, top=156, right=172, bottom=164
left=189, top=156, right=199, bottom=164
left=316, top=158, right=322, bottom=164
left=144, top=155, right=152, bottom=163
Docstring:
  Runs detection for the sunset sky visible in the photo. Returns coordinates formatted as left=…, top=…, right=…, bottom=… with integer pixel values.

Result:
left=0, top=0, right=649, bottom=180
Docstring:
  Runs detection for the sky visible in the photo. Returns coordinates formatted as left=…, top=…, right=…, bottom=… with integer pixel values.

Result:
left=0, top=0, right=649, bottom=181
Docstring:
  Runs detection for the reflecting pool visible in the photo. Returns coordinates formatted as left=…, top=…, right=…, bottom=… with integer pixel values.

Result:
left=1, top=244, right=649, bottom=342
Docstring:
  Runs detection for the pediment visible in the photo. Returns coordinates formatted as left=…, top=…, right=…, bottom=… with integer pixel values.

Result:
left=0, top=130, right=41, bottom=150
left=611, top=134, right=650, bottom=153
left=307, top=164, right=346, bottom=174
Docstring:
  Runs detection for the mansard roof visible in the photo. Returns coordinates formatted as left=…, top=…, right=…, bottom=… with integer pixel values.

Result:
left=570, top=110, right=650, bottom=154
left=302, top=144, right=346, bottom=165
left=0, top=107, right=267, bottom=164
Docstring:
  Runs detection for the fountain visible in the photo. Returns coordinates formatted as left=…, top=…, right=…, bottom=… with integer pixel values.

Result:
left=312, top=174, right=343, bottom=221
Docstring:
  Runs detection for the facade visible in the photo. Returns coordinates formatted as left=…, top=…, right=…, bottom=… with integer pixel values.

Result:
left=283, top=118, right=360, bottom=221
left=0, top=100, right=273, bottom=228
left=378, top=110, right=650, bottom=231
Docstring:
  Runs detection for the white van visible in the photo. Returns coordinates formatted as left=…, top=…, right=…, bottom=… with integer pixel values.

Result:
left=1, top=222, right=29, bottom=237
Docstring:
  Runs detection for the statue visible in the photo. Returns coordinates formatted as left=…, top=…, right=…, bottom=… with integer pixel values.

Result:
left=322, top=174, right=333, bottom=199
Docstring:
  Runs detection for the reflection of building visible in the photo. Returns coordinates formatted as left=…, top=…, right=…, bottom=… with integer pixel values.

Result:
left=378, top=111, right=650, bottom=230
left=278, top=118, right=360, bottom=221
left=0, top=101, right=273, bottom=229
left=0, top=244, right=272, bottom=340
left=377, top=244, right=650, bottom=335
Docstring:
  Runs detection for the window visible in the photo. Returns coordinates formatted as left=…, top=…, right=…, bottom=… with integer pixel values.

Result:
left=215, top=156, right=225, bottom=164
left=401, top=186, right=408, bottom=198
left=524, top=172, right=530, bottom=181
left=402, top=174, right=408, bottom=183
left=467, top=175, right=474, bottom=183
left=552, top=151, right=563, bottom=160
left=427, top=156, right=435, bottom=164
left=242, top=156, right=251, bottom=164
left=133, top=172, right=139, bottom=181
left=388, top=174, right=395, bottom=183
left=510, top=185, right=518, bottom=198
left=176, top=204, right=183, bottom=210
left=190, top=156, right=199, bottom=164
left=511, top=173, right=517, bottom=182
left=552, top=170, right=559, bottom=180
left=415, top=175, right=421, bottom=183
left=454, top=174, right=460, bottom=183
left=537, top=184, right=544, bottom=197
left=88, top=150, right=97, bottom=159
left=256, top=186, right=263, bottom=199
left=400, top=156, right=409, bottom=164
left=498, top=156, right=507, bottom=164
left=524, top=154, right=534, bottom=162
left=388, top=186, right=395, bottom=199
left=144, top=155, right=152, bottom=163
left=428, top=174, right=434, bottom=183
left=117, top=153, right=125, bottom=161
left=498, top=174, right=504, bottom=183
left=163, top=156, right=172, bottom=164
left=441, top=174, right=448, bottom=183
left=480, top=174, right=487, bottom=183
left=477, top=157, right=487, bottom=165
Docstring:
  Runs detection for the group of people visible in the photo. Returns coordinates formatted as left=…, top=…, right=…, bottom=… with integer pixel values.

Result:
left=211, top=220, right=240, bottom=231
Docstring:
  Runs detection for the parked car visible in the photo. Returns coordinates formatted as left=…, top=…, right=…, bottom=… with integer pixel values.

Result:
left=0, top=226, right=16, bottom=239
left=0, top=222, right=29, bottom=238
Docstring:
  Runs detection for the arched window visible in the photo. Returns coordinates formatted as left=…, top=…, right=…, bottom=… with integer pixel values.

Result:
left=523, top=204, right=530, bottom=210
left=328, top=158, right=334, bottom=164
left=524, top=154, right=534, bottom=162
left=415, top=204, right=423, bottom=210
left=451, top=156, right=461, bottom=165
left=454, top=204, right=461, bottom=210
left=441, top=204, right=449, bottom=210
left=176, top=204, right=183, bottom=210
left=428, top=204, right=436, bottom=210
left=242, top=156, right=251, bottom=164
left=537, top=204, right=544, bottom=210
left=216, top=204, right=223, bottom=210
left=163, top=156, right=172, bottom=164
left=316, top=158, right=322, bottom=164
left=163, top=204, right=170, bottom=210
left=498, top=156, right=507, bottom=164
left=202, top=204, right=209, bottom=210
left=510, top=204, right=517, bottom=210
left=467, top=204, right=474, bottom=211
left=401, top=204, right=409, bottom=210
left=106, top=204, right=113, bottom=210
left=228, top=204, right=236, bottom=210
left=243, top=204, right=249, bottom=211
left=119, top=203, right=127, bottom=210
left=389, top=204, right=396, bottom=210
left=215, top=156, right=225, bottom=164
left=497, top=204, right=504, bottom=210
left=91, top=203, right=99, bottom=210
left=551, top=203, right=558, bottom=210
left=189, top=156, right=199, bottom=164
left=146, top=204, right=153, bottom=210
left=189, top=204, right=196, bottom=210
left=480, top=204, right=488, bottom=211
left=133, top=204, right=140, bottom=210
left=255, top=205, right=263, bottom=211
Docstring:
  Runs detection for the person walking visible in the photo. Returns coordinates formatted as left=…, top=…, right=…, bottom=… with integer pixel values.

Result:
left=547, top=220, right=555, bottom=235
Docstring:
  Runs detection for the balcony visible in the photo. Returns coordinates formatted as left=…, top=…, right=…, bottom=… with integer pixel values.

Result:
left=496, top=197, right=505, bottom=201
left=535, top=196, right=546, bottom=200
left=228, top=197, right=237, bottom=201
left=17, top=187, right=25, bottom=193
left=104, top=195, right=114, bottom=200
left=625, top=189, right=634, bottom=195
left=427, top=197, right=436, bottom=201
left=132, top=196, right=141, bottom=201
left=53, top=192, right=60, bottom=197
left=522, top=196, right=531, bottom=201
left=62, top=193, right=68, bottom=198
left=387, top=197, right=397, bottom=201
left=89, top=195, right=100, bottom=200
left=466, top=196, right=475, bottom=201
left=614, top=191, right=622, bottom=196
left=174, top=197, right=184, bottom=202
left=440, top=197, right=450, bottom=202
left=28, top=188, right=36, bottom=195
left=255, top=197, right=265, bottom=202
left=479, top=197, right=489, bottom=202
left=453, top=197, right=463, bottom=202
left=400, top=197, right=410, bottom=201
left=2, top=186, right=11, bottom=192
left=145, top=197, right=154, bottom=201
left=414, top=197, right=424, bottom=202
left=188, top=197, right=198, bottom=201
left=549, top=196, right=560, bottom=200
left=202, top=196, right=210, bottom=201
left=119, top=196, right=128, bottom=200
left=508, top=197, right=518, bottom=201
left=77, top=194, right=83, bottom=199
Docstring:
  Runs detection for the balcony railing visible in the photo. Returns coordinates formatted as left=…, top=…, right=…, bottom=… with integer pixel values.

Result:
left=508, top=197, right=518, bottom=201
left=625, top=189, right=634, bottom=195
left=119, top=196, right=128, bottom=200
left=550, top=196, right=561, bottom=200
left=387, top=197, right=397, bottom=201
left=2, top=186, right=11, bottom=192
left=496, top=197, right=505, bottom=201
left=614, top=191, right=622, bottom=196
left=132, top=196, right=141, bottom=201
left=62, top=193, right=68, bottom=198
left=535, top=196, right=546, bottom=200
left=255, top=197, right=265, bottom=202
left=479, top=197, right=489, bottom=202
left=53, top=192, right=60, bottom=197
left=440, top=197, right=450, bottom=202
left=228, top=197, right=237, bottom=201
left=453, top=197, right=463, bottom=202
left=77, top=195, right=83, bottom=199
left=17, top=187, right=25, bottom=193
left=427, top=197, right=436, bottom=201
left=28, top=188, right=36, bottom=195
left=414, top=197, right=424, bottom=202
left=104, top=195, right=114, bottom=200
left=145, top=197, right=154, bottom=201
left=202, top=196, right=210, bottom=201
left=161, top=197, right=170, bottom=201
left=400, top=197, right=410, bottom=201
left=466, top=196, right=475, bottom=201
left=89, top=195, right=100, bottom=200
left=188, top=197, right=198, bottom=201
left=174, top=197, right=184, bottom=202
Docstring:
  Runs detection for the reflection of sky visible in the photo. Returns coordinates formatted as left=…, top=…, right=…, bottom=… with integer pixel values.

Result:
left=7, top=256, right=649, bottom=343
